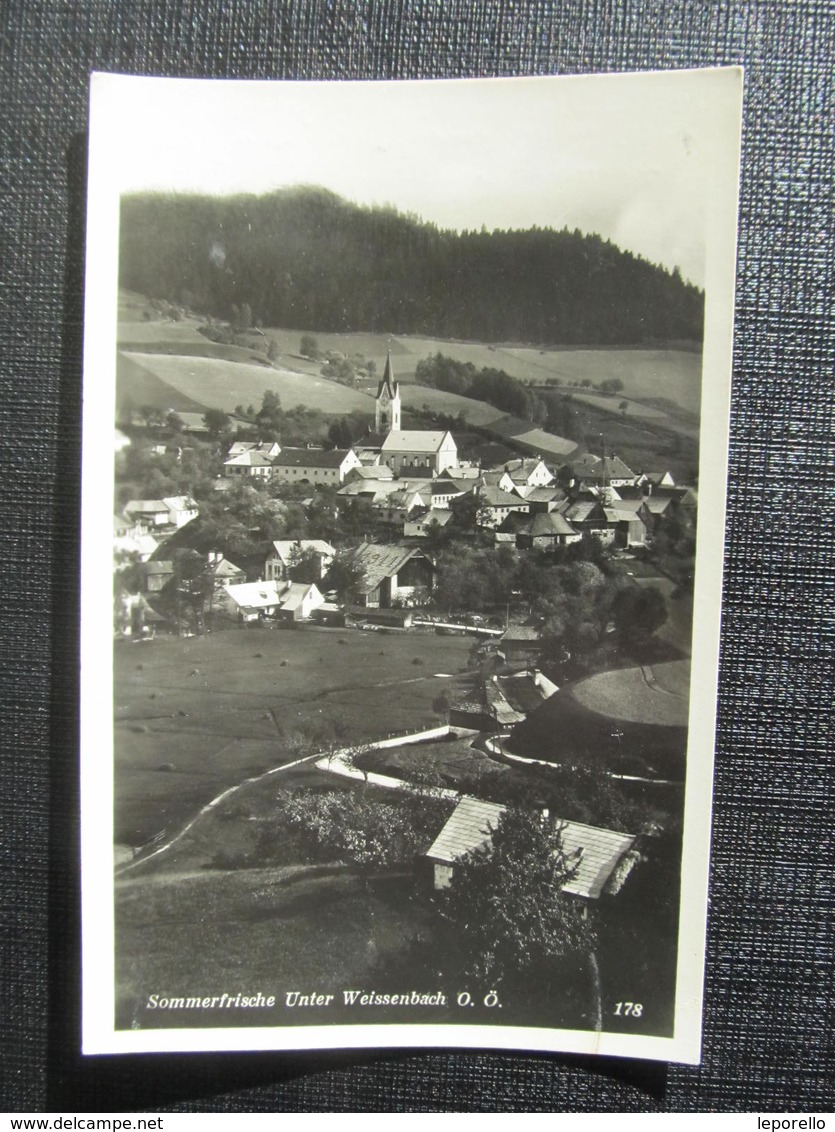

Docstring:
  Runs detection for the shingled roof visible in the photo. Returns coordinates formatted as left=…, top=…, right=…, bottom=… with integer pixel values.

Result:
left=347, top=542, right=430, bottom=594
left=426, top=799, right=637, bottom=900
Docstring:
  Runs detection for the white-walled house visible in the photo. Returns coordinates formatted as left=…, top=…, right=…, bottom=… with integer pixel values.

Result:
left=264, top=539, right=335, bottom=583
left=220, top=579, right=325, bottom=623
left=271, top=447, right=361, bottom=485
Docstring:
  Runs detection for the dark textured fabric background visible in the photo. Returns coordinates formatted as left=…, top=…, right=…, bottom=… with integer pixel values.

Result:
left=2, top=0, right=833, bottom=1114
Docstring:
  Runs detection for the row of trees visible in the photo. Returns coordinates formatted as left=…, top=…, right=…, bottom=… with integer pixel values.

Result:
left=416, top=352, right=584, bottom=440
left=119, top=186, right=704, bottom=345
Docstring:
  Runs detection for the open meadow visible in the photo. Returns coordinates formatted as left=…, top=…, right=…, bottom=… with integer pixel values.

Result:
left=114, top=625, right=474, bottom=849
left=118, top=351, right=374, bottom=415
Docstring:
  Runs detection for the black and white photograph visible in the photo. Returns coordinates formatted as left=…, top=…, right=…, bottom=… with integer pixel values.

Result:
left=81, top=69, right=742, bottom=1062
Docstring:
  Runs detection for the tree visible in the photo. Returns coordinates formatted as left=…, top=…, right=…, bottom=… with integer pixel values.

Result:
left=437, top=808, right=593, bottom=989
left=612, top=584, right=668, bottom=646
left=202, top=408, right=232, bottom=446
left=325, top=552, right=367, bottom=606
left=255, top=390, right=283, bottom=440
left=300, top=334, right=319, bottom=358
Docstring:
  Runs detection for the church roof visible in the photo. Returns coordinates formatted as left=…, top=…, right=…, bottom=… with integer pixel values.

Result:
left=381, top=430, right=454, bottom=454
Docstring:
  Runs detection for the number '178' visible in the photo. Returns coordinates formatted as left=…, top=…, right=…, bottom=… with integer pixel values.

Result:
left=614, top=1002, right=643, bottom=1017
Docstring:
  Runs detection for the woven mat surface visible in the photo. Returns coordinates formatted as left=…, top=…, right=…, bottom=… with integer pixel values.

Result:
left=2, top=0, right=833, bottom=1113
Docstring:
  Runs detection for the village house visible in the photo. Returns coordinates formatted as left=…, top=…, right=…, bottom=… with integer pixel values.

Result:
left=271, top=447, right=361, bottom=486
left=227, top=440, right=281, bottom=459
left=498, top=457, right=555, bottom=490
left=113, top=514, right=158, bottom=563
left=498, top=624, right=546, bottom=665
left=346, top=542, right=435, bottom=608
left=424, top=796, right=639, bottom=898
left=220, top=578, right=325, bottom=623
left=472, top=484, right=531, bottom=529
left=514, top=510, right=582, bottom=551
left=404, top=507, right=454, bottom=539
left=136, top=559, right=174, bottom=594
left=264, top=539, right=335, bottom=584
left=567, top=452, right=638, bottom=490
left=223, top=448, right=276, bottom=480
left=204, top=550, right=245, bottom=593
left=123, top=495, right=198, bottom=532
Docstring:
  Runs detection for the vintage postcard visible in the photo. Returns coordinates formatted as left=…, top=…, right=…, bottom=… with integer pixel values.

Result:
left=81, top=69, right=742, bottom=1062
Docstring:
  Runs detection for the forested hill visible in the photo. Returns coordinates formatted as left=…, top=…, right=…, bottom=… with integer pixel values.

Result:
left=119, top=187, right=704, bottom=346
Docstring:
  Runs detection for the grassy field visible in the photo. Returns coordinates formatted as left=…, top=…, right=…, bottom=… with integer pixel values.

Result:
left=570, top=660, right=691, bottom=728
left=116, top=296, right=696, bottom=468
left=267, top=327, right=702, bottom=419
left=118, top=351, right=374, bottom=415
left=114, top=625, right=473, bottom=848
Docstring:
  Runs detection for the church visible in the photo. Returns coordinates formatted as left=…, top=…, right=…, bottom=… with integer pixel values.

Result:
left=354, top=350, right=458, bottom=477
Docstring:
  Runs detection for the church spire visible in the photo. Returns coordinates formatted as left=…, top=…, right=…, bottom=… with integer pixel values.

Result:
left=375, top=347, right=401, bottom=433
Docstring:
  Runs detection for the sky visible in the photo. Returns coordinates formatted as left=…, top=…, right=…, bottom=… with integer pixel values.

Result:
left=94, top=69, right=742, bottom=288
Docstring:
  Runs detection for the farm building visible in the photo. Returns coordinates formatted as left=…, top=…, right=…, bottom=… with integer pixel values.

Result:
left=346, top=542, right=435, bottom=608
left=271, top=447, right=360, bottom=485
left=425, top=796, right=638, bottom=898
left=498, top=624, right=545, bottom=664
left=123, top=495, right=198, bottom=531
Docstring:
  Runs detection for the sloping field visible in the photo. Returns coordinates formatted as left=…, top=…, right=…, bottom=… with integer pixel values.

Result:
left=116, top=352, right=208, bottom=413
left=119, top=351, right=374, bottom=414
left=570, top=659, right=691, bottom=728
left=500, top=346, right=703, bottom=416
left=399, top=384, right=510, bottom=427
left=264, top=329, right=701, bottom=418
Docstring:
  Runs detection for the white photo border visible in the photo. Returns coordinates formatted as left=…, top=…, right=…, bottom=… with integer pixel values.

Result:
left=81, top=69, right=743, bottom=1063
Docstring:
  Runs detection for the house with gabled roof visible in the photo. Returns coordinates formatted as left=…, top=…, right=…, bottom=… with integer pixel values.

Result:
left=227, top=440, right=281, bottom=459
left=264, top=539, right=335, bottom=584
left=404, top=507, right=454, bottom=539
left=220, top=578, right=325, bottom=623
left=472, top=484, right=530, bottom=529
left=123, top=496, right=198, bottom=531
left=497, top=457, right=555, bottom=489
left=569, top=452, right=638, bottom=489
left=223, top=448, right=276, bottom=480
left=271, top=447, right=360, bottom=485
left=346, top=541, right=435, bottom=608
left=424, top=796, right=639, bottom=898
left=516, top=510, right=582, bottom=551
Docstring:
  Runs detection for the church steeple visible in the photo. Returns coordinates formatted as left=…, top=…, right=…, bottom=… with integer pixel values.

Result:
left=375, top=348, right=401, bottom=433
